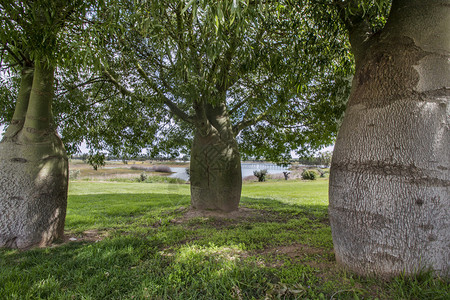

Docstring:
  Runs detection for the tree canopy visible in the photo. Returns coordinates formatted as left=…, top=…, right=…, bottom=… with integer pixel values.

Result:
left=0, top=0, right=99, bottom=248
left=1, top=0, right=391, bottom=161
left=30, top=0, right=352, bottom=163
left=0, top=0, right=97, bottom=139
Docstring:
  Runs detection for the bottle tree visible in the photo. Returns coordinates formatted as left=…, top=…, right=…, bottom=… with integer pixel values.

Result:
left=78, top=0, right=353, bottom=212
left=0, top=0, right=90, bottom=249
left=329, top=0, right=449, bottom=277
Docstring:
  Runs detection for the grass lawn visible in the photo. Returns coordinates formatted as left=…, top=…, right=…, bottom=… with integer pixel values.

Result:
left=0, top=179, right=448, bottom=299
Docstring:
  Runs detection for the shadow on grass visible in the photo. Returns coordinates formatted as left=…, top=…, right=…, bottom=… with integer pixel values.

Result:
left=1, top=226, right=447, bottom=300
left=0, top=192, right=332, bottom=299
left=66, top=193, right=191, bottom=232
left=0, top=234, right=282, bottom=299
left=66, top=192, right=329, bottom=230
left=1, top=191, right=448, bottom=299
left=64, top=193, right=332, bottom=254
left=240, top=196, right=329, bottom=225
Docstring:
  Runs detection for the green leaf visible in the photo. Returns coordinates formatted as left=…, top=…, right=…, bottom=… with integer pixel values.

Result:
left=215, top=15, right=220, bottom=33
left=182, top=0, right=196, bottom=14
left=217, top=5, right=225, bottom=24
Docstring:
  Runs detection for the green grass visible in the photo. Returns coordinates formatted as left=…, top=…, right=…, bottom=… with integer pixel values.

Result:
left=0, top=180, right=448, bottom=299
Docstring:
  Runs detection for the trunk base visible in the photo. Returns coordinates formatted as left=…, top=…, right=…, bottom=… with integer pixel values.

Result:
left=0, top=134, right=68, bottom=249
left=190, top=186, right=241, bottom=212
left=190, top=131, right=242, bottom=212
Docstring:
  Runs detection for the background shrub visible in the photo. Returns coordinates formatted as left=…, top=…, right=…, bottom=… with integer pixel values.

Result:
left=139, top=172, right=148, bottom=182
left=253, top=169, right=268, bottom=182
left=153, top=165, right=172, bottom=173
left=69, top=169, right=81, bottom=180
left=130, top=165, right=172, bottom=173
left=130, top=166, right=153, bottom=171
left=301, top=169, right=317, bottom=180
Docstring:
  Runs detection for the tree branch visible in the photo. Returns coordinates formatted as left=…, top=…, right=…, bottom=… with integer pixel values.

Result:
left=56, top=77, right=106, bottom=96
left=332, top=0, right=373, bottom=64
left=102, top=69, right=133, bottom=96
left=185, top=11, right=202, bottom=77
left=225, top=25, right=266, bottom=91
left=103, top=67, right=193, bottom=124
left=87, top=91, right=119, bottom=107
left=134, top=63, right=193, bottom=124
left=216, top=36, right=239, bottom=93
left=229, top=97, right=251, bottom=116
left=3, top=44, right=23, bottom=65
left=233, top=98, right=283, bottom=135
left=193, top=97, right=211, bottom=135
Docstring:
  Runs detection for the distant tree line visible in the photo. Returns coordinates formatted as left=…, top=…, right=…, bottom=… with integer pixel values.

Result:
left=297, top=151, right=332, bottom=167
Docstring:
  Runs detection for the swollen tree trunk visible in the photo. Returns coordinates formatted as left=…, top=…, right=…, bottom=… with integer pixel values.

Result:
left=0, top=63, right=68, bottom=249
left=329, top=0, right=449, bottom=277
left=190, top=103, right=242, bottom=212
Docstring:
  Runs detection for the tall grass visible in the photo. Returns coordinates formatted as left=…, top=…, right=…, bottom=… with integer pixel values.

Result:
left=130, top=165, right=172, bottom=173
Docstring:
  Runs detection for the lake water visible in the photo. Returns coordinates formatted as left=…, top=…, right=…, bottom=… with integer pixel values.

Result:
left=169, top=163, right=290, bottom=181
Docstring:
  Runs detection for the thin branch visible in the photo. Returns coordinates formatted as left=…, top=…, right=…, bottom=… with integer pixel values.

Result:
left=56, top=91, right=121, bottom=124
left=18, top=51, right=32, bottom=66
left=56, top=77, right=106, bottom=96
left=104, top=66, right=193, bottom=125
left=332, top=0, right=373, bottom=63
left=225, top=26, right=266, bottom=90
left=3, top=45, right=23, bottom=65
left=185, top=11, right=202, bottom=76
left=216, top=36, right=239, bottom=93
left=229, top=97, right=251, bottom=116
left=103, top=68, right=170, bottom=115
left=228, top=74, right=276, bottom=118
left=168, top=4, right=183, bottom=48
left=102, top=69, right=134, bottom=96
left=91, top=80, right=105, bottom=100
left=135, top=62, right=193, bottom=124
left=233, top=98, right=283, bottom=135
left=206, top=55, right=220, bottom=84
left=87, top=91, right=119, bottom=106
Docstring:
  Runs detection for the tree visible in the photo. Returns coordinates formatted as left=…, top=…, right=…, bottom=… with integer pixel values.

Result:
left=87, top=0, right=352, bottom=212
left=329, top=0, right=449, bottom=277
left=319, top=150, right=332, bottom=167
left=0, top=1, right=89, bottom=249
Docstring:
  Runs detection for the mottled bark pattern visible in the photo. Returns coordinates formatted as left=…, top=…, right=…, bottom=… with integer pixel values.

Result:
left=190, top=104, right=242, bottom=212
left=329, top=0, right=449, bottom=277
left=0, top=63, right=68, bottom=249
left=0, top=135, right=68, bottom=248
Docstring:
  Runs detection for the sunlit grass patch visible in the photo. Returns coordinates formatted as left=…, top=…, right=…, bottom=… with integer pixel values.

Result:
left=1, top=180, right=448, bottom=299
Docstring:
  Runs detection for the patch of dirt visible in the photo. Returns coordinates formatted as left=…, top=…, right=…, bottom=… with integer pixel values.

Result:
left=170, top=206, right=292, bottom=229
left=179, top=206, right=260, bottom=220
left=63, top=229, right=108, bottom=243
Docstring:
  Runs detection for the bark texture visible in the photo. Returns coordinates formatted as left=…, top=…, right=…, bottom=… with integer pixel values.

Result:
left=190, top=103, right=242, bottom=212
left=329, top=0, right=449, bottom=277
left=0, top=64, right=68, bottom=249
left=0, top=136, right=68, bottom=248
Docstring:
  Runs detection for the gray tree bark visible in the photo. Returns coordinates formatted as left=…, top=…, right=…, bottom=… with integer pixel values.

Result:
left=190, top=103, right=242, bottom=212
left=329, top=0, right=449, bottom=277
left=0, top=63, right=68, bottom=249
